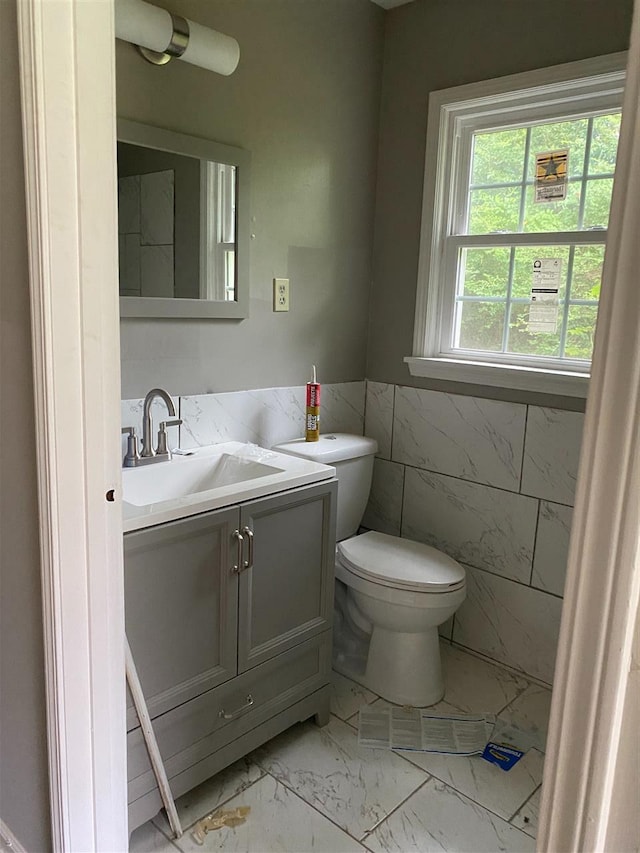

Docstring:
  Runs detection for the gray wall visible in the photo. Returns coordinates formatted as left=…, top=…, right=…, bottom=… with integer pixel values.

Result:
left=367, top=0, right=634, bottom=411
left=0, top=1, right=52, bottom=850
left=117, top=0, right=384, bottom=398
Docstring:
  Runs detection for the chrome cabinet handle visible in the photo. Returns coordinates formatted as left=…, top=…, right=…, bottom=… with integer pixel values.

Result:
left=241, top=526, right=254, bottom=569
left=218, top=694, right=254, bottom=720
left=232, top=529, right=244, bottom=573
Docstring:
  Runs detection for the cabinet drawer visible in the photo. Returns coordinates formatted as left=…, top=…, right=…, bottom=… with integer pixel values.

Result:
left=127, top=631, right=331, bottom=801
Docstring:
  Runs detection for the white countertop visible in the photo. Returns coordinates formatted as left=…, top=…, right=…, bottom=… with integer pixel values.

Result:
left=122, top=441, right=336, bottom=532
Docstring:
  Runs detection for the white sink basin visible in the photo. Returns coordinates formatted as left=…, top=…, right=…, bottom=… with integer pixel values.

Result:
left=122, top=441, right=335, bottom=532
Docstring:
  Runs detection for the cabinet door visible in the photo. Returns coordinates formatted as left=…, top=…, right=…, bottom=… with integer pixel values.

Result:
left=237, top=480, right=337, bottom=672
left=124, top=507, right=239, bottom=729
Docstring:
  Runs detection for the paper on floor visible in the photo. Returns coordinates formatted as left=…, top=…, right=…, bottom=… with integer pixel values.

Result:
left=358, top=706, right=495, bottom=755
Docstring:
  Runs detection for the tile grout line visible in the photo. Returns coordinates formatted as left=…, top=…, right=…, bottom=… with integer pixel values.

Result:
left=363, top=379, right=369, bottom=440
left=458, top=559, right=565, bottom=600
left=399, top=457, right=574, bottom=507
left=252, top=711, right=433, bottom=849
left=396, top=753, right=542, bottom=832
left=446, top=639, right=554, bottom=690
left=519, top=404, right=530, bottom=493
left=492, top=684, right=532, bottom=719
left=507, top=781, right=543, bottom=824
left=389, top=383, right=397, bottom=463
left=529, top=499, right=543, bottom=586
left=255, top=766, right=392, bottom=850
left=398, top=458, right=407, bottom=537
left=358, top=776, right=433, bottom=844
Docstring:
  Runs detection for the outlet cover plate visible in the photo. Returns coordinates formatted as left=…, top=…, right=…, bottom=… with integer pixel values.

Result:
left=273, top=278, right=290, bottom=312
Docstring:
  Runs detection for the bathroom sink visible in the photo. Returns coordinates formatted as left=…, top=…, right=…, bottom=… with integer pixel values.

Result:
left=122, top=441, right=335, bottom=532
left=123, top=452, right=282, bottom=506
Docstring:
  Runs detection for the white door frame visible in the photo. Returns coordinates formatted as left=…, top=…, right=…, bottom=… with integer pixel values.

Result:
left=17, top=0, right=127, bottom=850
left=16, top=0, right=639, bottom=851
left=539, top=4, right=640, bottom=849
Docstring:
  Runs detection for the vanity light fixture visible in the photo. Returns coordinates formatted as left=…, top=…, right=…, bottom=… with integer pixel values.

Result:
left=115, top=0, right=240, bottom=75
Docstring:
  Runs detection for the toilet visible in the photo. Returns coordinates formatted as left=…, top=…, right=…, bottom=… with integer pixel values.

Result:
left=274, top=433, right=466, bottom=707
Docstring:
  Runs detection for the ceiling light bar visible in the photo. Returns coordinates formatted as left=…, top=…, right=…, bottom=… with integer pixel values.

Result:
left=115, top=0, right=240, bottom=76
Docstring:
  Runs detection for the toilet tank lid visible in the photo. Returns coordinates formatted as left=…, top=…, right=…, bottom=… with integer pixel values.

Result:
left=273, top=433, right=378, bottom=464
left=338, top=531, right=466, bottom=591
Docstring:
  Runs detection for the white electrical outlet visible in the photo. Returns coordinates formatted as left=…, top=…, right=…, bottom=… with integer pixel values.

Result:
left=273, top=278, right=290, bottom=312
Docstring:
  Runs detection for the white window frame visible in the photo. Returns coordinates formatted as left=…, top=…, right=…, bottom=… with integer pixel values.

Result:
left=407, top=52, right=627, bottom=397
left=199, top=161, right=237, bottom=301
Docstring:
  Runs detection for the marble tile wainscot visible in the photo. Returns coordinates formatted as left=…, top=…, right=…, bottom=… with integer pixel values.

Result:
left=363, top=380, right=584, bottom=685
left=121, top=381, right=366, bottom=461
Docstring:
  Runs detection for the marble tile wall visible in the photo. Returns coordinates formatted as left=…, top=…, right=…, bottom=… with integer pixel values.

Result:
left=363, top=381, right=585, bottom=684
left=121, top=381, right=365, bottom=460
left=118, top=169, right=175, bottom=297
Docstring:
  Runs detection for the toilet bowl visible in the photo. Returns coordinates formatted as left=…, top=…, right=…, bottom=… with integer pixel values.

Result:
left=273, top=434, right=466, bottom=707
left=336, top=530, right=466, bottom=706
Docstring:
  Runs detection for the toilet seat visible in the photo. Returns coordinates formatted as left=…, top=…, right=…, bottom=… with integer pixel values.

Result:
left=337, top=531, right=465, bottom=593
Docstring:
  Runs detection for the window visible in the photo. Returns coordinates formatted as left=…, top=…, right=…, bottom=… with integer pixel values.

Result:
left=407, top=54, right=626, bottom=396
left=201, top=161, right=237, bottom=301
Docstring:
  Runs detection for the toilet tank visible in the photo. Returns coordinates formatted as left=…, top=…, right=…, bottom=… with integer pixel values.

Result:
left=273, top=433, right=378, bottom=541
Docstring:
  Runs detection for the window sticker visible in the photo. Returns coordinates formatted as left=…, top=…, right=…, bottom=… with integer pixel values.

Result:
left=534, top=149, right=569, bottom=203
left=529, top=258, right=561, bottom=333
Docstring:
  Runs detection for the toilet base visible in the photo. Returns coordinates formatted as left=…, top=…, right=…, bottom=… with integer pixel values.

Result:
left=364, top=625, right=444, bottom=707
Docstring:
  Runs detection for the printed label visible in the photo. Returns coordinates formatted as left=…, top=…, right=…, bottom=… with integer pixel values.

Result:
left=529, top=258, right=561, bottom=333
left=535, top=149, right=569, bottom=203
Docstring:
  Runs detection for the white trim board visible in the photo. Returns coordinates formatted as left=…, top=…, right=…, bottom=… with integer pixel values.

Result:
left=538, top=22, right=640, bottom=853
left=17, top=0, right=127, bottom=850
left=0, top=819, right=27, bottom=853
left=404, top=356, right=589, bottom=397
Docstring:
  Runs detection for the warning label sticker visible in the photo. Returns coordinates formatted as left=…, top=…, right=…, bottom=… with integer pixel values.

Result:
left=534, top=149, right=569, bottom=203
left=529, top=258, right=562, bottom=333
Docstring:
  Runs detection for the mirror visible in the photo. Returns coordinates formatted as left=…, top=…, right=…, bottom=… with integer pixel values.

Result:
left=117, top=119, right=250, bottom=319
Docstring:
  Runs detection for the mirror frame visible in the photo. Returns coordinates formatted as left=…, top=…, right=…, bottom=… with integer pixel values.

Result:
left=117, top=119, right=251, bottom=319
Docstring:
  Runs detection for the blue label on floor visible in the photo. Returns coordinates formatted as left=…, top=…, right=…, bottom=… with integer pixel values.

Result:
left=481, top=742, right=525, bottom=771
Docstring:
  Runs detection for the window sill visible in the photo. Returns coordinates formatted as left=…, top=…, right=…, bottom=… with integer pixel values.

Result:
left=404, top=356, right=589, bottom=398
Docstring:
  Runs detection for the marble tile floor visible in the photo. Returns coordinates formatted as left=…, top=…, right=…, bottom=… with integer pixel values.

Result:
left=130, top=642, right=550, bottom=853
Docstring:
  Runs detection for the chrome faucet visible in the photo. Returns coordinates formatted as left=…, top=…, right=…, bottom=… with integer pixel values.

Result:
left=141, top=388, right=178, bottom=458
left=122, top=388, right=182, bottom=467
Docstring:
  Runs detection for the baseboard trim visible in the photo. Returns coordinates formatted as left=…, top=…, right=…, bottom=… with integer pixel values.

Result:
left=0, top=818, right=27, bottom=853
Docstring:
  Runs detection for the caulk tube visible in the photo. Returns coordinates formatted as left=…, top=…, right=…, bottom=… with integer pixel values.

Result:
left=305, top=365, right=320, bottom=442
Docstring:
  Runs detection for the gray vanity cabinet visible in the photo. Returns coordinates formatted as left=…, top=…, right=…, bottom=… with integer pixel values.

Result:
left=238, top=485, right=334, bottom=672
left=125, top=479, right=337, bottom=832
left=124, top=507, right=239, bottom=729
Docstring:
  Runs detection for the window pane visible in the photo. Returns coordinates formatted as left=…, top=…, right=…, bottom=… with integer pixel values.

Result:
left=459, top=247, right=511, bottom=297
left=511, top=246, right=570, bottom=299
left=571, top=245, right=605, bottom=300
left=522, top=179, right=581, bottom=232
left=529, top=118, right=588, bottom=178
left=565, top=305, right=598, bottom=359
left=507, top=303, right=561, bottom=358
left=456, top=302, right=506, bottom=352
left=589, top=113, right=621, bottom=174
left=468, top=186, right=521, bottom=234
left=471, top=128, right=527, bottom=185
left=583, top=178, right=614, bottom=229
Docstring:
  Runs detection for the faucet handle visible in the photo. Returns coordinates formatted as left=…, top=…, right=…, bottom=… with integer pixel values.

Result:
left=122, top=426, right=140, bottom=467
left=156, top=418, right=183, bottom=456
